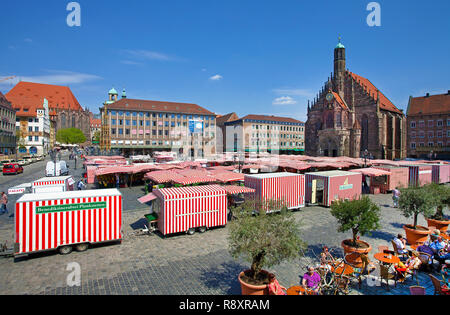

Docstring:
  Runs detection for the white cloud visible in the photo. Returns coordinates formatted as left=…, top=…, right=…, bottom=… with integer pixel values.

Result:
left=209, top=74, right=223, bottom=81
left=122, top=50, right=176, bottom=61
left=272, top=88, right=313, bottom=97
left=0, top=70, right=102, bottom=87
left=121, top=60, right=143, bottom=66
left=273, top=96, right=297, bottom=105
left=24, top=38, right=33, bottom=43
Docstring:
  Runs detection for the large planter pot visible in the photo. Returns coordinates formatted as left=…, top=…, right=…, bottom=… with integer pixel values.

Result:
left=426, top=218, right=450, bottom=233
left=403, top=225, right=432, bottom=246
left=341, top=240, right=372, bottom=267
left=238, top=270, right=270, bottom=295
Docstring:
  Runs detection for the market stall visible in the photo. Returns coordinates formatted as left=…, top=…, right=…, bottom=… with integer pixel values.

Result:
left=349, top=168, right=391, bottom=194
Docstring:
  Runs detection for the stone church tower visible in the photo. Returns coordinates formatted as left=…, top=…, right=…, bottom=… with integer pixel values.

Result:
left=305, top=39, right=407, bottom=160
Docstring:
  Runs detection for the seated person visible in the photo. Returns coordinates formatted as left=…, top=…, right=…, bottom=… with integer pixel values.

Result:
left=394, top=251, right=421, bottom=282
left=302, top=267, right=321, bottom=295
left=393, top=234, right=409, bottom=259
left=430, top=237, right=450, bottom=264
left=319, top=246, right=335, bottom=270
left=441, top=263, right=450, bottom=287
left=267, top=273, right=286, bottom=295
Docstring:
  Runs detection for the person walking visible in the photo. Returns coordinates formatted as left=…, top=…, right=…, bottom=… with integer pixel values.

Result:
left=392, top=187, right=400, bottom=208
left=1, top=192, right=8, bottom=215
left=77, top=179, right=86, bottom=191
left=74, top=155, right=77, bottom=170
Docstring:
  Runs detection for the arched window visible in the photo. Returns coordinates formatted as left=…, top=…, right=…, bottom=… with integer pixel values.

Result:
left=336, top=112, right=342, bottom=127
left=60, top=113, right=66, bottom=129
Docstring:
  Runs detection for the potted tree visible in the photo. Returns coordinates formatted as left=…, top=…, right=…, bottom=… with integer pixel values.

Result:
left=228, top=199, right=306, bottom=295
left=398, top=186, right=435, bottom=245
left=330, top=196, right=381, bottom=265
left=424, top=183, right=450, bottom=232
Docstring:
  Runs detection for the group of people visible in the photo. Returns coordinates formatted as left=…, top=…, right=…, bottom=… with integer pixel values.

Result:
left=393, top=231, right=450, bottom=290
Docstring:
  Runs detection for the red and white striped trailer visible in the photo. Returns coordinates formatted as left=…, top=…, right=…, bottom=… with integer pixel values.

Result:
left=404, top=165, right=433, bottom=187
left=32, top=176, right=75, bottom=194
left=14, top=189, right=122, bottom=256
left=373, top=165, right=409, bottom=192
left=305, top=171, right=362, bottom=207
left=431, top=164, right=450, bottom=184
left=152, top=185, right=228, bottom=236
left=244, top=173, right=305, bottom=210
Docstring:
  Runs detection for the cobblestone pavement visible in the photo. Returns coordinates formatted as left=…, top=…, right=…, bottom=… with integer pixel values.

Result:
left=0, top=190, right=445, bottom=295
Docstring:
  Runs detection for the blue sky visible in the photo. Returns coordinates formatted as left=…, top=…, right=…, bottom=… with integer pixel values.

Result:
left=1, top=0, right=449, bottom=121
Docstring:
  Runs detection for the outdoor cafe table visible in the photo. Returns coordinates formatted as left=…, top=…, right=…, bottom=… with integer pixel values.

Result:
left=287, top=286, right=313, bottom=295
left=374, top=252, right=400, bottom=265
left=330, top=263, right=354, bottom=276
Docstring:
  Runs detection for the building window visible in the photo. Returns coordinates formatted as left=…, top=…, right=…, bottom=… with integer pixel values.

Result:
left=132, top=120, right=137, bottom=126
left=428, top=131, right=434, bottom=138
left=437, top=120, right=443, bottom=127
left=125, top=129, right=130, bottom=135
left=111, top=129, right=116, bottom=135
left=410, top=121, right=416, bottom=128
left=152, top=130, right=156, bottom=136
left=437, top=131, right=442, bottom=138
left=35, top=127, right=39, bottom=132
left=139, top=121, right=143, bottom=126
left=428, top=120, right=434, bottom=127
left=126, top=120, right=130, bottom=126
left=34, top=136, right=39, bottom=141
left=447, top=119, right=450, bottom=127
left=419, top=142, right=424, bottom=147
left=28, top=127, right=33, bottom=132
left=118, top=129, right=123, bottom=135
left=411, top=142, right=416, bottom=149
left=428, top=142, right=434, bottom=147
left=111, top=119, right=116, bottom=125
left=419, top=121, right=425, bottom=128
left=419, top=131, right=425, bottom=138
left=119, top=119, right=123, bottom=125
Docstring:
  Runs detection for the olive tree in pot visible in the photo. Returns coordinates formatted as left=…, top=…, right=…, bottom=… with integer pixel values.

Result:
left=228, top=199, right=306, bottom=295
left=330, top=196, right=381, bottom=264
left=424, top=183, right=450, bottom=232
left=398, top=186, right=435, bottom=245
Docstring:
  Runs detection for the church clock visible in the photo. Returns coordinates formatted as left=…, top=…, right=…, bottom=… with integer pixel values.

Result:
left=326, top=93, right=334, bottom=102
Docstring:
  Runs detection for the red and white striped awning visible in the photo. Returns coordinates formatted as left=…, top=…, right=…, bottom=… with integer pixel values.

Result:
left=172, top=175, right=216, bottom=186
left=145, top=170, right=186, bottom=184
left=213, top=172, right=245, bottom=183
left=138, top=193, right=158, bottom=204
left=222, top=185, right=255, bottom=195
left=349, top=168, right=391, bottom=177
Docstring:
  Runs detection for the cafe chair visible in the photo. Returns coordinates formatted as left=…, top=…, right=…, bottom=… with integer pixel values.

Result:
left=409, top=286, right=426, bottom=295
left=417, top=252, right=434, bottom=272
left=428, top=274, right=448, bottom=295
left=391, top=240, right=409, bottom=261
left=333, top=275, right=350, bottom=295
left=379, top=264, right=398, bottom=291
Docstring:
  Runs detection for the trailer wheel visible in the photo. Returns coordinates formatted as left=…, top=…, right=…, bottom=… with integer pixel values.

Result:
left=198, top=226, right=207, bottom=233
left=75, top=243, right=89, bottom=252
left=187, top=228, right=196, bottom=235
left=58, top=245, right=73, bottom=255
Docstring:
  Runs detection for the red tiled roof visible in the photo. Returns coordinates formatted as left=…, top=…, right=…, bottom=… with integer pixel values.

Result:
left=407, top=93, right=450, bottom=116
left=103, top=98, right=215, bottom=116
left=349, top=72, right=402, bottom=115
left=216, top=112, right=239, bottom=125
left=0, top=92, right=12, bottom=109
left=6, top=81, right=83, bottom=117
left=332, top=92, right=348, bottom=110
left=240, top=114, right=304, bottom=124
left=90, top=118, right=101, bottom=127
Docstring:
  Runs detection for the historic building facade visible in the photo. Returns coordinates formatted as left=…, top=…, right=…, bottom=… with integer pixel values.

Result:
left=100, top=89, right=217, bottom=158
left=305, top=40, right=407, bottom=160
left=407, top=91, right=450, bottom=159
left=223, top=114, right=305, bottom=154
left=6, top=81, right=92, bottom=146
left=0, top=92, right=16, bottom=156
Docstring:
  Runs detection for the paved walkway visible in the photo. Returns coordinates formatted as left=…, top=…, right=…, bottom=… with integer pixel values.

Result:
left=0, top=190, right=445, bottom=295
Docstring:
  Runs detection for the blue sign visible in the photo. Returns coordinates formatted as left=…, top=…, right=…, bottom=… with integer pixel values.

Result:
left=189, top=120, right=204, bottom=134
left=29, top=147, right=38, bottom=155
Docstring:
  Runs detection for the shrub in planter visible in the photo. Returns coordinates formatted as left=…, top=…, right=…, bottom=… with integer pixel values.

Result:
left=398, top=186, right=435, bottom=245
left=330, top=196, right=381, bottom=263
left=424, top=183, right=450, bottom=232
left=228, top=199, right=306, bottom=295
